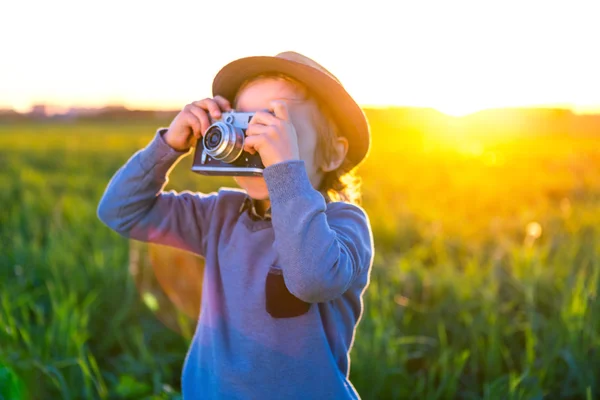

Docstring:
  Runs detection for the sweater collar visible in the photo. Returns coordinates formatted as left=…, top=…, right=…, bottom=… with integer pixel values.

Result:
left=239, top=196, right=272, bottom=221
left=238, top=190, right=332, bottom=222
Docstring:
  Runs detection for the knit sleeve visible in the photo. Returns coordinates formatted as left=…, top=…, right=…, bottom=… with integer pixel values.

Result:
left=263, top=160, right=374, bottom=303
left=97, top=129, right=217, bottom=257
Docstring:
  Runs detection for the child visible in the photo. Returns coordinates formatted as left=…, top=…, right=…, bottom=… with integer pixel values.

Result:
left=98, top=51, right=374, bottom=399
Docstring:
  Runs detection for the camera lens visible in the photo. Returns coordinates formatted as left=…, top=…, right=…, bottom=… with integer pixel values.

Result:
left=205, top=127, right=222, bottom=150
left=202, top=121, right=245, bottom=163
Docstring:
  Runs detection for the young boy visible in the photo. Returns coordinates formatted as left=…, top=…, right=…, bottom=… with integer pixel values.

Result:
left=97, top=51, right=374, bottom=399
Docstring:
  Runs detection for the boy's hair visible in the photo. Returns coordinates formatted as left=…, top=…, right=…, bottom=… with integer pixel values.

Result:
left=233, top=73, right=362, bottom=205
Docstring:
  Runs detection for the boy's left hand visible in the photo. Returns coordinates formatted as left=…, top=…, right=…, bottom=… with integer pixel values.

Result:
left=243, top=101, right=300, bottom=168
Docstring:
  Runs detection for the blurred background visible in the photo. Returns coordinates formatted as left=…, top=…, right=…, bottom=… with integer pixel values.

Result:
left=1, top=1, right=599, bottom=399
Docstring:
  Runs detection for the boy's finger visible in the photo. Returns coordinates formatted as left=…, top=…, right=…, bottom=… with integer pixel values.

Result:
left=249, top=110, right=277, bottom=126
left=214, top=95, right=232, bottom=111
left=244, top=136, right=258, bottom=154
left=184, top=112, right=202, bottom=139
left=192, top=99, right=222, bottom=120
left=186, top=105, right=210, bottom=136
left=243, top=135, right=270, bottom=155
left=270, top=100, right=290, bottom=121
left=245, top=124, right=269, bottom=137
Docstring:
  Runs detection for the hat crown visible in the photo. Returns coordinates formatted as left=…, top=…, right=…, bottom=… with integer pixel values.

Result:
left=275, top=51, right=342, bottom=84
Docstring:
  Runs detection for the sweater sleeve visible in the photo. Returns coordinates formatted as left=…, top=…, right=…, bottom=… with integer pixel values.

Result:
left=97, top=129, right=217, bottom=257
left=263, top=160, right=374, bottom=303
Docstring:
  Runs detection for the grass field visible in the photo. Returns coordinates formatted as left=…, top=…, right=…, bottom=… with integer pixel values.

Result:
left=1, top=111, right=599, bottom=399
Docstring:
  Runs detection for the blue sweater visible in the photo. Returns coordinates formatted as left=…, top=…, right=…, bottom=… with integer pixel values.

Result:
left=97, top=130, right=375, bottom=399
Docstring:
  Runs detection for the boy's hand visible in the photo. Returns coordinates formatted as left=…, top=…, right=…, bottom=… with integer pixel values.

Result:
left=243, top=101, right=300, bottom=167
left=164, top=96, right=232, bottom=152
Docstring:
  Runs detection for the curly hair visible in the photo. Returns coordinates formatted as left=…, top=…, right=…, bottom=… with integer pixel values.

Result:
left=233, top=73, right=362, bottom=205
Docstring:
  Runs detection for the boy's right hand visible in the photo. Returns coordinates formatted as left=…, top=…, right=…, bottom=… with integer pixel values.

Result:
left=163, top=96, right=232, bottom=151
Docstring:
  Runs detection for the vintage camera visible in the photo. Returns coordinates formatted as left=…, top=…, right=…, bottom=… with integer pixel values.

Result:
left=191, top=111, right=265, bottom=176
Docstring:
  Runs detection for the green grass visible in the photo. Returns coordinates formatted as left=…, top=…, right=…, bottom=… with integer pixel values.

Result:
left=1, top=116, right=599, bottom=399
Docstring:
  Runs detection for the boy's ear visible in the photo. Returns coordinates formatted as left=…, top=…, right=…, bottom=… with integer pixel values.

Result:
left=320, top=137, right=349, bottom=172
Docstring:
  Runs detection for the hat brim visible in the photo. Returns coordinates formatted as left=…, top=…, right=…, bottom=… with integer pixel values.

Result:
left=212, top=56, right=370, bottom=169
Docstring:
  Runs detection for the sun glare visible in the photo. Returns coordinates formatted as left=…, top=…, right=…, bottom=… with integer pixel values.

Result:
left=434, top=104, right=484, bottom=118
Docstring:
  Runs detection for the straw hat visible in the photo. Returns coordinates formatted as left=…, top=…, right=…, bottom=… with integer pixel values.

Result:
left=212, top=51, right=371, bottom=168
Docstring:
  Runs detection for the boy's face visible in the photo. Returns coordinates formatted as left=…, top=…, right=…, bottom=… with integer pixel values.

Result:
left=233, top=78, right=323, bottom=200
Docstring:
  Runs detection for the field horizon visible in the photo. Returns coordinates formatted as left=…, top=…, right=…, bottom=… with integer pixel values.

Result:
left=4, top=102, right=600, bottom=118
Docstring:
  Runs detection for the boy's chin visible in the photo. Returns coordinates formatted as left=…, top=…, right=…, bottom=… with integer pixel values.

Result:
left=233, top=176, right=270, bottom=200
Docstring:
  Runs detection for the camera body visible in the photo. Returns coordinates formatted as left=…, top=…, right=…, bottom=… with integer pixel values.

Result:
left=191, top=111, right=265, bottom=177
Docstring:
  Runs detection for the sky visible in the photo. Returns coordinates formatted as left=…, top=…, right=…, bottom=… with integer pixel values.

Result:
left=2, top=0, right=599, bottom=116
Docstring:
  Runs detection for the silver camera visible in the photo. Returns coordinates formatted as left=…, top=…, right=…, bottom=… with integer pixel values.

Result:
left=191, top=111, right=265, bottom=176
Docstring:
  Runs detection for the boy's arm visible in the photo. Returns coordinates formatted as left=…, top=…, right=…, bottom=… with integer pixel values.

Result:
left=97, top=129, right=216, bottom=256
left=264, top=160, right=374, bottom=303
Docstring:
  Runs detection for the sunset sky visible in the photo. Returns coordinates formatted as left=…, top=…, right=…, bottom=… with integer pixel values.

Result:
left=2, top=0, right=599, bottom=116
